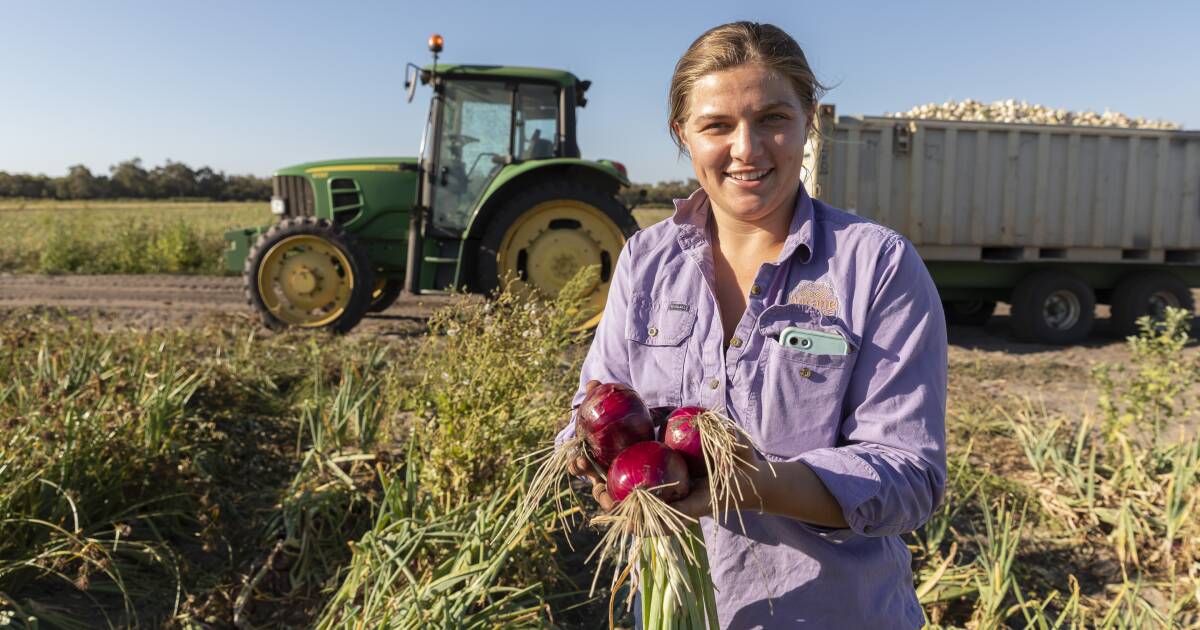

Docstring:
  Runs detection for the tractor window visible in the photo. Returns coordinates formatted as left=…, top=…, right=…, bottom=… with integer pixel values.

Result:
left=432, top=80, right=514, bottom=230
left=515, top=84, right=559, bottom=160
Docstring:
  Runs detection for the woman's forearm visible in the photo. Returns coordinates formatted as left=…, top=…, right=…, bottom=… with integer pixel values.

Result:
left=744, top=460, right=849, bottom=528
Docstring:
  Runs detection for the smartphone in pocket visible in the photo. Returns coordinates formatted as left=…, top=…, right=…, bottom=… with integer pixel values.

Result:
left=778, top=326, right=850, bottom=356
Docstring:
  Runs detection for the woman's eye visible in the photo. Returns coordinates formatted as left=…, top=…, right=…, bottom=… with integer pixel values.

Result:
left=764, top=113, right=788, bottom=122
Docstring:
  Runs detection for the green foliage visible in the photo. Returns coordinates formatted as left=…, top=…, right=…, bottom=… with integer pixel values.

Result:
left=305, top=272, right=603, bottom=627
left=38, top=219, right=221, bottom=275
left=920, top=310, right=1200, bottom=628
left=4, top=285, right=1199, bottom=627
left=1094, top=307, right=1200, bottom=442
left=0, top=313, right=388, bottom=627
left=315, top=449, right=568, bottom=629
left=406, top=269, right=593, bottom=504
left=0, top=319, right=215, bottom=622
left=1, top=200, right=270, bottom=274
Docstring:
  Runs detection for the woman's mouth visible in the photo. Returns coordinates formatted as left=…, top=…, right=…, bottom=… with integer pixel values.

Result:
left=725, top=168, right=773, bottom=186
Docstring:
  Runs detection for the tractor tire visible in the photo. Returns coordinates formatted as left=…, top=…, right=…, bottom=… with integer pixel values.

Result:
left=368, top=279, right=404, bottom=313
left=1109, top=271, right=1194, bottom=338
left=1010, top=270, right=1095, bottom=344
left=476, top=181, right=638, bottom=327
left=244, top=216, right=375, bottom=334
left=943, top=300, right=996, bottom=326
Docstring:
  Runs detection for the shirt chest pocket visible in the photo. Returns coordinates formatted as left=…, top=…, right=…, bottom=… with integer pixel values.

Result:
left=625, top=296, right=697, bottom=408
left=750, top=304, right=858, bottom=460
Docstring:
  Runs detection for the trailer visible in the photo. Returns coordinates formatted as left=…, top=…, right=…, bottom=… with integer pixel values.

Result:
left=805, top=105, right=1200, bottom=344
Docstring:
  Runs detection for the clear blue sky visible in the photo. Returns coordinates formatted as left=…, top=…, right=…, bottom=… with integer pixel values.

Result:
left=2, top=0, right=1197, bottom=184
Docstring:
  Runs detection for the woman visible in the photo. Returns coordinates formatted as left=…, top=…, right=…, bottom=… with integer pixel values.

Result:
left=559, top=21, right=946, bottom=629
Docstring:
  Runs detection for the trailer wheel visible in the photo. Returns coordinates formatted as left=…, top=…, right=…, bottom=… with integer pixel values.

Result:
left=368, top=278, right=404, bottom=313
left=477, top=181, right=638, bottom=328
left=244, top=217, right=374, bottom=333
left=943, top=300, right=996, bottom=326
left=1109, top=271, right=1194, bottom=338
left=1011, top=270, right=1095, bottom=344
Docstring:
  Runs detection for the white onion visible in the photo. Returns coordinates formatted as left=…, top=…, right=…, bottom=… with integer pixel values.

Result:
left=886, top=99, right=1179, bottom=130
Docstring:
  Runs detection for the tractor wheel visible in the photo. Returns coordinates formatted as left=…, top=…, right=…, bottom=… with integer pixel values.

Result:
left=244, top=216, right=374, bottom=333
left=1109, top=271, right=1194, bottom=338
left=1010, top=270, right=1095, bottom=344
left=368, top=278, right=404, bottom=313
left=943, top=300, right=996, bottom=326
left=477, top=181, right=638, bottom=328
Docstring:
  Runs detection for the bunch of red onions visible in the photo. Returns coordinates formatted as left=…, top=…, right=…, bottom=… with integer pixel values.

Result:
left=512, top=383, right=765, bottom=630
left=573, top=384, right=698, bottom=501
left=575, top=386, right=713, bottom=629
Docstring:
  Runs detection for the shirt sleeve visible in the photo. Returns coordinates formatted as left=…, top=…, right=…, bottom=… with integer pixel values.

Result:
left=797, top=235, right=948, bottom=540
left=554, top=237, right=637, bottom=448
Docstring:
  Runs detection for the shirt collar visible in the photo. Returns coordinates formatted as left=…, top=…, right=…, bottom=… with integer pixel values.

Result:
left=670, top=181, right=815, bottom=265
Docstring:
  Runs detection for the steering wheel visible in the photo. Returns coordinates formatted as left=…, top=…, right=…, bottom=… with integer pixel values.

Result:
left=466, top=152, right=501, bottom=180
left=446, top=134, right=479, bottom=146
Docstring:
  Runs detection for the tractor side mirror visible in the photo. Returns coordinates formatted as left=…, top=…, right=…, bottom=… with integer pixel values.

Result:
left=404, top=63, right=420, bottom=103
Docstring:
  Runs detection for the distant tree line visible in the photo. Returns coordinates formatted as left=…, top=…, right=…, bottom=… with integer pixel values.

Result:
left=1, top=161, right=699, bottom=206
left=0, top=158, right=271, bottom=200
left=618, top=179, right=700, bottom=208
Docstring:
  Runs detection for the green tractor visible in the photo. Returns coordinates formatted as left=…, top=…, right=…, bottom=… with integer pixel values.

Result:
left=225, top=34, right=638, bottom=332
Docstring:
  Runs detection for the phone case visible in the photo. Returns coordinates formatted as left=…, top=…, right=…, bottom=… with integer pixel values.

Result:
left=778, top=326, right=850, bottom=356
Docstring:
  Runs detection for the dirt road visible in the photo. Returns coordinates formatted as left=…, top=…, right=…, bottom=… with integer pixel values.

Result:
left=4, top=273, right=1200, bottom=426
left=0, top=273, right=455, bottom=335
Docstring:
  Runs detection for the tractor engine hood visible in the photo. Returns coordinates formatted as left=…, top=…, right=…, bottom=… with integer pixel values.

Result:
left=274, top=157, right=419, bottom=177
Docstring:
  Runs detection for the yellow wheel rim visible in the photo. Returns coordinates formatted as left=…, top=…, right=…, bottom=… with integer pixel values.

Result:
left=496, top=199, right=627, bottom=328
left=371, top=278, right=388, bottom=301
left=256, top=235, right=355, bottom=327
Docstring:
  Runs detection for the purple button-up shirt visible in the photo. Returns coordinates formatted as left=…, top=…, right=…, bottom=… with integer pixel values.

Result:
left=558, top=183, right=946, bottom=629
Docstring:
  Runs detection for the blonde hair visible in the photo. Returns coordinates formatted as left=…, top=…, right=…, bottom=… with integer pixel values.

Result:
left=668, top=22, right=827, bottom=153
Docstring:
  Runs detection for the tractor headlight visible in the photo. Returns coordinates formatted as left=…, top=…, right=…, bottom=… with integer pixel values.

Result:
left=270, top=197, right=286, bottom=215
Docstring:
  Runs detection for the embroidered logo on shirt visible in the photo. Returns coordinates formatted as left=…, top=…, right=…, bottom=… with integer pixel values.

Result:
left=787, top=281, right=840, bottom=318
left=667, top=302, right=690, bottom=312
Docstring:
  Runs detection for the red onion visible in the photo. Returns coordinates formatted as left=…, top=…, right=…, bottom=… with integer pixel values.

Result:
left=663, top=406, right=706, bottom=478
left=576, top=383, right=654, bottom=468
left=607, top=441, right=691, bottom=503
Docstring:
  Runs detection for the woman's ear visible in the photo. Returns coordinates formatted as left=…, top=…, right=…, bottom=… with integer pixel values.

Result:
left=672, top=120, right=689, bottom=153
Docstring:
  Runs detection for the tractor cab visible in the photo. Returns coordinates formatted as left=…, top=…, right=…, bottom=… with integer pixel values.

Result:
left=416, top=64, right=588, bottom=234
left=402, top=44, right=632, bottom=301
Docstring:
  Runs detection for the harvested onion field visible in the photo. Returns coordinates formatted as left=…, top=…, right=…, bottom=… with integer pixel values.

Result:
left=2, top=276, right=1200, bottom=627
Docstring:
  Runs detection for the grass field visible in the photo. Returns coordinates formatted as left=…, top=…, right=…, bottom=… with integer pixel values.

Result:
left=0, top=200, right=674, bottom=277
left=0, top=200, right=271, bottom=275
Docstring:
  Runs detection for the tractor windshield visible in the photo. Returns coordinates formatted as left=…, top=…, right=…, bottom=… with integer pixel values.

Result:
left=431, top=80, right=560, bottom=230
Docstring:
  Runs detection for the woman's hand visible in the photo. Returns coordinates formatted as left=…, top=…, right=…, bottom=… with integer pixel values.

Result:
left=665, top=475, right=714, bottom=521
left=667, top=430, right=766, bottom=521
left=566, top=380, right=618, bottom=512
left=669, top=447, right=850, bottom=529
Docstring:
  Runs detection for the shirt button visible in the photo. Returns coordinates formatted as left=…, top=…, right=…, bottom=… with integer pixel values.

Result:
left=647, top=326, right=658, bottom=337
left=708, top=378, right=720, bottom=390
left=730, top=337, right=742, bottom=347
left=750, top=284, right=762, bottom=296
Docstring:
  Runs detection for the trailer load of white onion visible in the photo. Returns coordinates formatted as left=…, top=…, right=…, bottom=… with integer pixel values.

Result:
left=887, top=99, right=1180, bottom=130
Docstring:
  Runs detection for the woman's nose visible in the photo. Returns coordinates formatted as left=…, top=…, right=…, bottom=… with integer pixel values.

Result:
left=729, top=122, right=761, bottom=163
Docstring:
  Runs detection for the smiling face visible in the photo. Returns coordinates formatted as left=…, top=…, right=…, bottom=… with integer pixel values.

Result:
left=674, top=63, right=810, bottom=226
